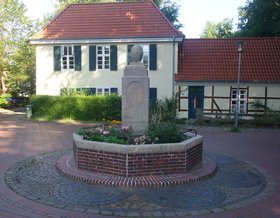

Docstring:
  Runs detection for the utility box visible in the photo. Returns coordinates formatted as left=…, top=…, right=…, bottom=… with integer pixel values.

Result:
left=26, top=105, right=32, bottom=119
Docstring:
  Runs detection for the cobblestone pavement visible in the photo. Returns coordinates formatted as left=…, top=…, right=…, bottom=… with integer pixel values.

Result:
left=0, top=108, right=280, bottom=217
left=4, top=149, right=275, bottom=217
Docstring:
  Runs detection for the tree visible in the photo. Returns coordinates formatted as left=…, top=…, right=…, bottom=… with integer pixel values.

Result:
left=237, top=0, right=280, bottom=36
left=52, top=0, right=182, bottom=30
left=160, top=0, right=182, bottom=29
left=0, top=0, right=36, bottom=96
left=200, top=18, right=234, bottom=38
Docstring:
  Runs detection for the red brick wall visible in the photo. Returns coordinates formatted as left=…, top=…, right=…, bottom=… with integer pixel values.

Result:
left=74, top=142, right=203, bottom=177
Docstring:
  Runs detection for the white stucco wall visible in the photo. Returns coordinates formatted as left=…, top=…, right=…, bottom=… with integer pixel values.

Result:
left=35, top=42, right=177, bottom=99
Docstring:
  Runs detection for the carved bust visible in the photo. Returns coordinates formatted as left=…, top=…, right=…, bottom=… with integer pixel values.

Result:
left=129, top=45, right=143, bottom=65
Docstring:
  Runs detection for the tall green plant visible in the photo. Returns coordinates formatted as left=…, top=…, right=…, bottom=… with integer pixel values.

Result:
left=149, top=96, right=178, bottom=124
left=148, top=95, right=182, bottom=143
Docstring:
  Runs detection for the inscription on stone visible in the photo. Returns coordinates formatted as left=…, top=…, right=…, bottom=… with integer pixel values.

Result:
left=126, top=82, right=144, bottom=107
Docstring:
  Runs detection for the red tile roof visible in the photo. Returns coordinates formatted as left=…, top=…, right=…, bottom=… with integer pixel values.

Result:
left=176, top=38, right=280, bottom=83
left=33, top=0, right=183, bottom=40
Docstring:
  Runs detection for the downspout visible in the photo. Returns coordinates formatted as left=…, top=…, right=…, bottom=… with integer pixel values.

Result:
left=172, top=36, right=176, bottom=97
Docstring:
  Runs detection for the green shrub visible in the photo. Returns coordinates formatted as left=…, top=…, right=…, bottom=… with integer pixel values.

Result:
left=254, top=111, right=280, bottom=127
left=148, top=122, right=182, bottom=143
left=251, top=100, right=280, bottom=127
left=0, top=97, right=8, bottom=108
left=150, top=96, right=177, bottom=123
left=148, top=95, right=182, bottom=143
left=30, top=95, right=121, bottom=121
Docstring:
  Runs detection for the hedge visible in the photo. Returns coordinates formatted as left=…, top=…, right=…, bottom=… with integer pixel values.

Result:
left=30, top=95, right=121, bottom=121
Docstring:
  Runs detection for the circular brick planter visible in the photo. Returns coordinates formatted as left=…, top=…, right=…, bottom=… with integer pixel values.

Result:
left=72, top=133, right=204, bottom=177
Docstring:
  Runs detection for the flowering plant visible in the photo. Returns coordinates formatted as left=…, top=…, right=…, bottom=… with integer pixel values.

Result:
left=134, top=135, right=158, bottom=145
left=80, top=124, right=133, bottom=144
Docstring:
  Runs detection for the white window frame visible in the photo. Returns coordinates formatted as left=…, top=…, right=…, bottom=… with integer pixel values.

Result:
left=97, top=45, right=110, bottom=70
left=61, top=45, right=75, bottom=70
left=140, top=44, right=149, bottom=68
left=231, top=88, right=247, bottom=114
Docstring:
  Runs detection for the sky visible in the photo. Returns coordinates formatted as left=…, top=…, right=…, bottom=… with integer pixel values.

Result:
left=23, top=0, right=247, bottom=38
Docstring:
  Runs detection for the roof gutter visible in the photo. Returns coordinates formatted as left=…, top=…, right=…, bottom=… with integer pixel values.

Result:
left=29, top=36, right=185, bottom=45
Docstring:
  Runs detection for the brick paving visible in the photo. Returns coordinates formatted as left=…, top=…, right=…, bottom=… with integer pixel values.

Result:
left=0, top=108, right=280, bottom=217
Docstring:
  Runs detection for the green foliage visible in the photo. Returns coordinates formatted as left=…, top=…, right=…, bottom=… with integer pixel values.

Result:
left=237, top=0, right=280, bottom=37
left=30, top=95, right=121, bottom=121
left=148, top=122, right=182, bottom=143
left=251, top=100, right=280, bottom=126
left=149, top=96, right=177, bottom=123
left=159, top=0, right=182, bottom=30
left=254, top=111, right=280, bottom=127
left=0, top=96, right=8, bottom=108
left=0, top=0, right=37, bottom=96
left=149, top=95, right=182, bottom=143
left=80, top=125, right=131, bottom=144
left=200, top=18, right=234, bottom=38
left=250, top=100, right=269, bottom=111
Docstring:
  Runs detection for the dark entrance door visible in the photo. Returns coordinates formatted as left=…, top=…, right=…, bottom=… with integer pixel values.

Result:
left=188, top=86, right=204, bottom=119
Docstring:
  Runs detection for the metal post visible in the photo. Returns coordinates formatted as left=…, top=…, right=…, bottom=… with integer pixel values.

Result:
left=234, top=42, right=243, bottom=129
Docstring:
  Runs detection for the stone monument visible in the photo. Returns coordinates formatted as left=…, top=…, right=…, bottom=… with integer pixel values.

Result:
left=122, top=45, right=149, bottom=135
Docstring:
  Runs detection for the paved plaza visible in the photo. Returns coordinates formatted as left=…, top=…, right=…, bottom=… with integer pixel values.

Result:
left=0, top=108, right=279, bottom=217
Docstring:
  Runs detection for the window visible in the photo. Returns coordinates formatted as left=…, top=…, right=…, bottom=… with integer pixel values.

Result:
left=61, top=46, right=75, bottom=70
left=141, top=45, right=149, bottom=67
left=231, top=89, right=247, bottom=114
left=96, top=88, right=118, bottom=95
left=97, top=46, right=110, bottom=70
left=127, top=44, right=157, bottom=70
left=54, top=46, right=81, bottom=71
left=128, top=45, right=149, bottom=67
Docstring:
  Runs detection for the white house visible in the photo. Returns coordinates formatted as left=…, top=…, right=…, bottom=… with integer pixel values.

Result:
left=30, top=0, right=184, bottom=103
left=30, top=0, right=280, bottom=119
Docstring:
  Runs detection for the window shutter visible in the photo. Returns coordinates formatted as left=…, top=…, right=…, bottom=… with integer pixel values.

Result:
left=110, top=87, right=118, bottom=94
left=149, top=44, right=157, bottom=71
left=127, top=44, right=134, bottom=65
left=54, top=46, right=61, bottom=71
left=149, top=88, right=157, bottom=105
left=74, top=46, right=82, bottom=71
left=89, top=45, right=96, bottom=71
left=110, top=45, right=118, bottom=71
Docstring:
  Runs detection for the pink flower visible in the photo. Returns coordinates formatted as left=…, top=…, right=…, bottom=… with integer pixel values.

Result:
left=121, top=126, right=130, bottom=131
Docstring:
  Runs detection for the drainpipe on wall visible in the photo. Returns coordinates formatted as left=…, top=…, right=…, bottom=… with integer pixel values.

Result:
left=172, top=36, right=176, bottom=97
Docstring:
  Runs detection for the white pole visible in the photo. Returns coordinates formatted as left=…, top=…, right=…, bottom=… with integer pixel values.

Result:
left=234, top=42, right=243, bottom=129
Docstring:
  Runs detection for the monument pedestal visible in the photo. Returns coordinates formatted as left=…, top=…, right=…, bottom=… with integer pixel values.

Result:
left=122, top=65, right=149, bottom=135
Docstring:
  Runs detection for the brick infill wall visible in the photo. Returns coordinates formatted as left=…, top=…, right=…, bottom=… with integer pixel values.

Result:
left=73, top=133, right=203, bottom=177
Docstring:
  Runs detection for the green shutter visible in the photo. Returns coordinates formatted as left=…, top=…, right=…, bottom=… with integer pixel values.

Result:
left=149, top=88, right=157, bottom=105
left=149, top=44, right=157, bottom=71
left=127, top=44, right=134, bottom=65
left=89, top=45, right=96, bottom=71
left=110, top=45, right=118, bottom=71
left=54, top=46, right=61, bottom=71
left=74, top=46, right=82, bottom=71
